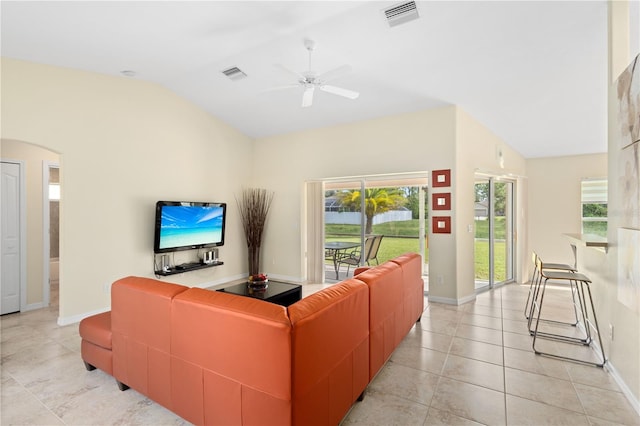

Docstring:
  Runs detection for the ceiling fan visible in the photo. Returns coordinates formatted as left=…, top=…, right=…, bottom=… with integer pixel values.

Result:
left=267, top=38, right=359, bottom=108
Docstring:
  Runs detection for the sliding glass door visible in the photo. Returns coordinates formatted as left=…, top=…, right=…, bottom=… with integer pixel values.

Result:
left=324, top=180, right=363, bottom=281
left=474, top=176, right=515, bottom=290
left=323, top=176, right=428, bottom=283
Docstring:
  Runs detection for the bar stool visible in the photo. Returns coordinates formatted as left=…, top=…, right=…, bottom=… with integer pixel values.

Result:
left=527, top=255, right=588, bottom=343
left=530, top=256, right=607, bottom=367
left=524, top=252, right=578, bottom=325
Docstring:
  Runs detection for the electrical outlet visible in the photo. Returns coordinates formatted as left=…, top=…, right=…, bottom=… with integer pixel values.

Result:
left=103, top=282, right=111, bottom=294
left=437, top=275, right=444, bottom=286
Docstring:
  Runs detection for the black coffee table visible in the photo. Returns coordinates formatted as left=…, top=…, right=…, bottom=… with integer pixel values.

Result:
left=217, top=280, right=302, bottom=307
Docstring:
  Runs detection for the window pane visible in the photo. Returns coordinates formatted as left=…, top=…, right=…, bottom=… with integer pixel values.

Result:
left=582, top=203, right=607, bottom=218
left=582, top=221, right=607, bottom=237
left=581, top=178, right=607, bottom=236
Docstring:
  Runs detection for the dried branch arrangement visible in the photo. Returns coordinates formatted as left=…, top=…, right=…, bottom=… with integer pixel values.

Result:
left=236, top=187, right=274, bottom=275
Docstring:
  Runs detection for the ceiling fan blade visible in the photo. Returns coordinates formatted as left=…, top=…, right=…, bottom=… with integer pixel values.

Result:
left=302, top=86, right=315, bottom=107
left=317, top=64, right=352, bottom=83
left=261, top=84, right=300, bottom=93
left=320, top=84, right=359, bottom=100
left=274, top=63, right=305, bottom=81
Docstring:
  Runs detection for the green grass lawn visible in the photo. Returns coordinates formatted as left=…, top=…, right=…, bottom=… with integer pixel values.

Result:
left=474, top=240, right=506, bottom=281
left=474, top=217, right=506, bottom=239
left=326, top=220, right=508, bottom=280
left=582, top=221, right=607, bottom=237
left=326, top=220, right=428, bottom=263
left=325, top=234, right=428, bottom=264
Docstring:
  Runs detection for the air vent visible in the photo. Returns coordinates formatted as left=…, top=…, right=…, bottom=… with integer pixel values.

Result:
left=222, top=67, right=247, bottom=81
left=384, top=1, right=419, bottom=27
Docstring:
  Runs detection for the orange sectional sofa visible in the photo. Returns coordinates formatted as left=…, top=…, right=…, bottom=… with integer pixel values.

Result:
left=79, top=253, right=424, bottom=425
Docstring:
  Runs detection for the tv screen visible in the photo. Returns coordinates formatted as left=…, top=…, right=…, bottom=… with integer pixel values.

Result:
left=154, top=201, right=226, bottom=253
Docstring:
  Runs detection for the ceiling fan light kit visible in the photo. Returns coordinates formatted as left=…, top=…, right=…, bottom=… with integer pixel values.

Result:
left=268, top=38, right=359, bottom=108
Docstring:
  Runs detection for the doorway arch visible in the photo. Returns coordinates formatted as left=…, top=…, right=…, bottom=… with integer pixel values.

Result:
left=1, top=139, right=61, bottom=313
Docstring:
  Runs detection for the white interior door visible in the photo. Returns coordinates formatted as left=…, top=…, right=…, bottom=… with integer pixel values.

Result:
left=1, top=161, right=22, bottom=314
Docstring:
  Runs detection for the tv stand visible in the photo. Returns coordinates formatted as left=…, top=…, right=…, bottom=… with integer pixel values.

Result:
left=155, top=261, right=223, bottom=276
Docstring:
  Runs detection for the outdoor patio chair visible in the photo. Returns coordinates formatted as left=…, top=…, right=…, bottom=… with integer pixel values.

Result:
left=336, top=235, right=375, bottom=277
left=366, top=235, right=383, bottom=265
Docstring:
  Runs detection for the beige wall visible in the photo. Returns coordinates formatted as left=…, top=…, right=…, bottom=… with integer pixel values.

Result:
left=603, top=0, right=640, bottom=407
left=254, top=107, right=457, bottom=287
left=526, top=154, right=608, bottom=266
left=520, top=0, right=640, bottom=408
left=1, top=58, right=254, bottom=323
left=455, top=109, right=527, bottom=300
left=1, top=140, right=59, bottom=308
left=253, top=106, right=527, bottom=304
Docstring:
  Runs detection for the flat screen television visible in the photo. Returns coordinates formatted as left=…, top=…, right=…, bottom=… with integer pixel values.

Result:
left=154, top=201, right=226, bottom=253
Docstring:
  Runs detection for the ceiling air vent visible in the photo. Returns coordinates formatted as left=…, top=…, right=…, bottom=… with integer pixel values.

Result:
left=222, top=66, right=247, bottom=81
left=384, top=1, right=419, bottom=28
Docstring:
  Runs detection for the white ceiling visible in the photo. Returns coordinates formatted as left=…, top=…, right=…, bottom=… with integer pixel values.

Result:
left=1, top=1, right=608, bottom=158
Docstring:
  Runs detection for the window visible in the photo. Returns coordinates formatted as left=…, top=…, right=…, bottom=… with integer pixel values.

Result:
left=581, top=179, right=607, bottom=237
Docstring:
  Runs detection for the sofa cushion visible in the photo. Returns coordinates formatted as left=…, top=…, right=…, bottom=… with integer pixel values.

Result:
left=79, top=311, right=111, bottom=349
left=111, top=276, right=188, bottom=349
left=111, top=276, right=189, bottom=410
left=170, top=288, right=292, bottom=426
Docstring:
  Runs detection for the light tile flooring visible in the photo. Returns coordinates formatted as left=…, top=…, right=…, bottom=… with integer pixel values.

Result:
left=1, top=283, right=638, bottom=425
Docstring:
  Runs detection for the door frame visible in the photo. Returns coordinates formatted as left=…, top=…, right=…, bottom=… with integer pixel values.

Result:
left=42, top=161, right=59, bottom=307
left=1, top=159, right=27, bottom=312
left=318, top=172, right=429, bottom=282
left=474, top=173, right=517, bottom=290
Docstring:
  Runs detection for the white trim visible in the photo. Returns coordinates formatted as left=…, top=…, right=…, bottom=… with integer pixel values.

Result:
left=42, top=161, right=59, bottom=308
left=606, top=361, right=640, bottom=416
left=1, top=159, right=28, bottom=313
left=58, top=307, right=110, bottom=326
left=309, top=170, right=430, bottom=184
left=585, top=326, right=640, bottom=416
left=193, top=273, right=249, bottom=289
left=197, top=273, right=304, bottom=291
left=24, top=302, right=44, bottom=312
left=428, top=293, right=476, bottom=305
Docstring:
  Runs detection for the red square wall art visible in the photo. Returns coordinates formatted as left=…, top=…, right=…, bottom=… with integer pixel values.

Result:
left=432, top=216, right=451, bottom=234
left=432, top=193, right=451, bottom=210
left=432, top=169, right=451, bottom=187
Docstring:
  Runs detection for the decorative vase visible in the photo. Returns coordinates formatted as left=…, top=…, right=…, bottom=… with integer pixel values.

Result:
left=248, top=245, right=261, bottom=276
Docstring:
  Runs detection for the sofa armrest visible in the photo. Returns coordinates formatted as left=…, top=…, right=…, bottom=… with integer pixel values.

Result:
left=111, top=276, right=189, bottom=408
left=391, top=253, right=425, bottom=327
left=353, top=266, right=371, bottom=276
left=353, top=261, right=404, bottom=380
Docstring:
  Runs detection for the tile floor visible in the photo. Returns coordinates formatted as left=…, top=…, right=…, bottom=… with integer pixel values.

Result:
left=1, top=283, right=638, bottom=425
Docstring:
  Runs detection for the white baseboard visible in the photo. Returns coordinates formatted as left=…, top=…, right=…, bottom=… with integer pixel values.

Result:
left=428, top=293, right=476, bottom=305
left=24, top=302, right=44, bottom=312
left=200, top=273, right=302, bottom=291
left=263, top=273, right=302, bottom=284
left=58, top=307, right=110, bottom=326
left=605, top=361, right=640, bottom=416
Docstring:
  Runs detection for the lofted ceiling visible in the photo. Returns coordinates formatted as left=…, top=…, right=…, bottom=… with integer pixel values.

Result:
left=1, top=1, right=608, bottom=158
